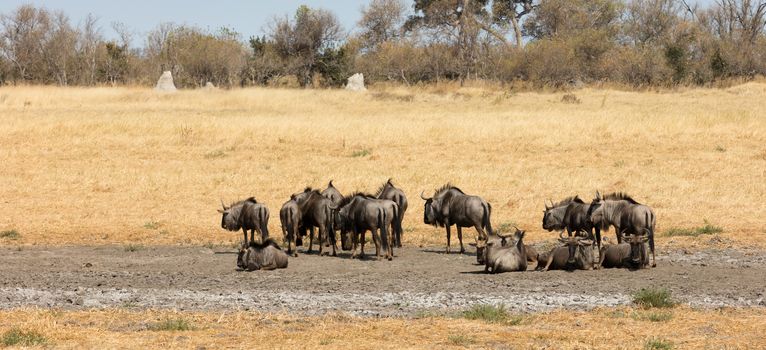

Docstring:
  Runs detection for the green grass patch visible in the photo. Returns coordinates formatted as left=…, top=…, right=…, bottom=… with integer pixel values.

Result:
left=633, top=288, right=676, bottom=308
left=644, top=338, right=673, bottom=350
left=462, top=304, right=510, bottom=323
left=663, top=221, right=722, bottom=237
left=0, top=229, right=20, bottom=240
left=149, top=318, right=194, bottom=331
left=143, top=220, right=160, bottom=230
left=1, top=328, right=48, bottom=347
left=203, top=149, right=227, bottom=159
left=714, top=145, right=726, bottom=152
left=447, top=335, right=476, bottom=346
left=351, top=149, right=371, bottom=158
left=124, top=244, right=143, bottom=252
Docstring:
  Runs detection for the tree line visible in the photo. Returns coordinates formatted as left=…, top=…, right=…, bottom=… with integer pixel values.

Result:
left=1, top=1, right=765, bottom=89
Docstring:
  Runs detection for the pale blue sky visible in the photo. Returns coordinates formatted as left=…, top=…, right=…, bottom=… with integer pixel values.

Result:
left=0, top=1, right=715, bottom=45
left=0, top=0, right=371, bottom=44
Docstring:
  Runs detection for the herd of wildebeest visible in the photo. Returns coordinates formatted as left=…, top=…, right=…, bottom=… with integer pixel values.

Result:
left=219, top=179, right=657, bottom=273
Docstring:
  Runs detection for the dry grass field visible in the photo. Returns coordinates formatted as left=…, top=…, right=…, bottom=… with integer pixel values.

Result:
left=1, top=84, right=764, bottom=249
left=1, top=84, right=765, bottom=349
left=1, top=307, right=764, bottom=349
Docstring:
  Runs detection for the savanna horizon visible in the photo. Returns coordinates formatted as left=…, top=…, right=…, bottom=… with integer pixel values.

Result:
left=1, top=84, right=764, bottom=249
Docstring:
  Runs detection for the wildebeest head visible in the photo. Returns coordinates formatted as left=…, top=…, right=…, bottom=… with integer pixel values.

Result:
left=472, top=237, right=488, bottom=264
left=623, top=232, right=649, bottom=265
left=420, top=191, right=439, bottom=226
left=236, top=245, right=248, bottom=270
left=558, top=231, right=593, bottom=265
left=218, top=200, right=241, bottom=231
left=336, top=203, right=354, bottom=251
left=588, top=196, right=606, bottom=230
left=542, top=197, right=580, bottom=231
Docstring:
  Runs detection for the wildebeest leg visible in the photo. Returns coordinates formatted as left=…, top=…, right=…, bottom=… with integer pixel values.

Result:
left=307, top=227, right=315, bottom=253
left=360, top=230, right=367, bottom=258
left=543, top=254, right=555, bottom=271
left=649, top=233, right=656, bottom=268
left=350, top=228, right=359, bottom=259
left=241, top=228, right=249, bottom=247
left=251, top=228, right=259, bottom=244
left=615, top=225, right=622, bottom=244
left=372, top=227, right=382, bottom=258
left=594, top=227, right=602, bottom=265
left=457, top=226, right=465, bottom=253
left=318, top=226, right=326, bottom=256
left=445, top=224, right=451, bottom=254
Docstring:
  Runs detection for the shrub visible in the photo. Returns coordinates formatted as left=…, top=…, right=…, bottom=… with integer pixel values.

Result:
left=633, top=288, right=676, bottom=308
left=462, top=304, right=509, bottom=323
left=149, top=318, right=194, bottom=331
left=0, top=229, right=20, bottom=240
left=663, top=221, right=722, bottom=237
left=644, top=338, right=673, bottom=350
left=1, top=328, right=48, bottom=346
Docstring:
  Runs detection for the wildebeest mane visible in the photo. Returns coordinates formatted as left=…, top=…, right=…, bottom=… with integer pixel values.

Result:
left=434, top=183, right=464, bottom=196
left=229, top=197, right=257, bottom=207
left=553, top=195, right=583, bottom=207
left=339, top=192, right=376, bottom=207
left=602, top=192, right=640, bottom=204
left=373, top=178, right=395, bottom=197
left=248, top=238, right=282, bottom=250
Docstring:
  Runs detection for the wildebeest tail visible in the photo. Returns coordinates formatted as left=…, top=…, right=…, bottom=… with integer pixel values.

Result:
left=393, top=201, right=403, bottom=245
left=482, top=202, right=493, bottom=236
left=325, top=205, right=335, bottom=245
left=379, top=208, right=389, bottom=253
left=259, top=206, right=270, bottom=238
left=285, top=207, right=295, bottom=242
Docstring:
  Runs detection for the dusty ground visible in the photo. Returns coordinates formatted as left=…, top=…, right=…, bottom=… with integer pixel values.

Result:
left=2, top=245, right=763, bottom=316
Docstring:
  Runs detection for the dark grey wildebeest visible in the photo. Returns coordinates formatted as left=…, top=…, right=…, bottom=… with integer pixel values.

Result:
left=321, top=180, right=345, bottom=249
left=598, top=232, right=650, bottom=269
left=374, top=179, right=407, bottom=248
left=291, top=188, right=338, bottom=256
left=421, top=184, right=493, bottom=254
left=561, top=197, right=602, bottom=261
left=590, top=191, right=656, bottom=267
left=483, top=229, right=527, bottom=273
left=337, top=193, right=398, bottom=260
left=542, top=196, right=582, bottom=232
left=541, top=231, right=595, bottom=271
left=279, top=199, right=302, bottom=257
left=237, top=239, right=289, bottom=271
left=219, top=198, right=270, bottom=246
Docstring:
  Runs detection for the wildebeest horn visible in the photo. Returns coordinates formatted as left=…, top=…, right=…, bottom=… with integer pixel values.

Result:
left=420, top=191, right=429, bottom=200
left=221, top=199, right=227, bottom=210
left=578, top=239, right=593, bottom=246
left=559, top=230, right=566, bottom=240
left=497, top=232, right=513, bottom=238
left=596, top=190, right=602, bottom=201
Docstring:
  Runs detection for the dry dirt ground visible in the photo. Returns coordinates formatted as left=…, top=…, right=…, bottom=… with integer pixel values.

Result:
left=2, top=245, right=763, bottom=316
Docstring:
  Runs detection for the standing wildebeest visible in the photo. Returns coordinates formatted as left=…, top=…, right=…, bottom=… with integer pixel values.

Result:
left=421, top=184, right=493, bottom=254
left=483, top=229, right=528, bottom=273
left=279, top=199, right=301, bottom=257
left=219, top=198, right=270, bottom=246
left=321, top=180, right=345, bottom=250
left=599, top=232, right=650, bottom=269
left=237, top=239, right=289, bottom=271
left=291, top=188, right=338, bottom=256
left=561, top=196, right=602, bottom=261
left=542, top=196, right=582, bottom=232
left=337, top=193, right=398, bottom=260
left=374, top=179, right=407, bottom=248
left=590, top=191, right=656, bottom=267
left=541, top=231, right=595, bottom=271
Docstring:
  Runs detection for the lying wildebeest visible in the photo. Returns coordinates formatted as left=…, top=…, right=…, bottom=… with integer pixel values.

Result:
left=483, top=229, right=528, bottom=273
left=279, top=199, right=302, bottom=257
left=237, top=239, right=289, bottom=271
left=421, top=184, right=493, bottom=254
left=471, top=227, right=538, bottom=265
left=219, top=198, right=270, bottom=246
left=590, top=191, right=656, bottom=267
left=337, top=193, right=398, bottom=260
left=291, top=188, right=338, bottom=256
left=599, top=232, right=650, bottom=269
left=541, top=231, right=595, bottom=271
left=374, top=179, right=407, bottom=248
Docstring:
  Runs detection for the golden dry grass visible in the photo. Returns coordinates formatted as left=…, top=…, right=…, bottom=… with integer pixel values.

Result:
left=1, top=307, right=763, bottom=349
left=0, top=84, right=764, bottom=248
